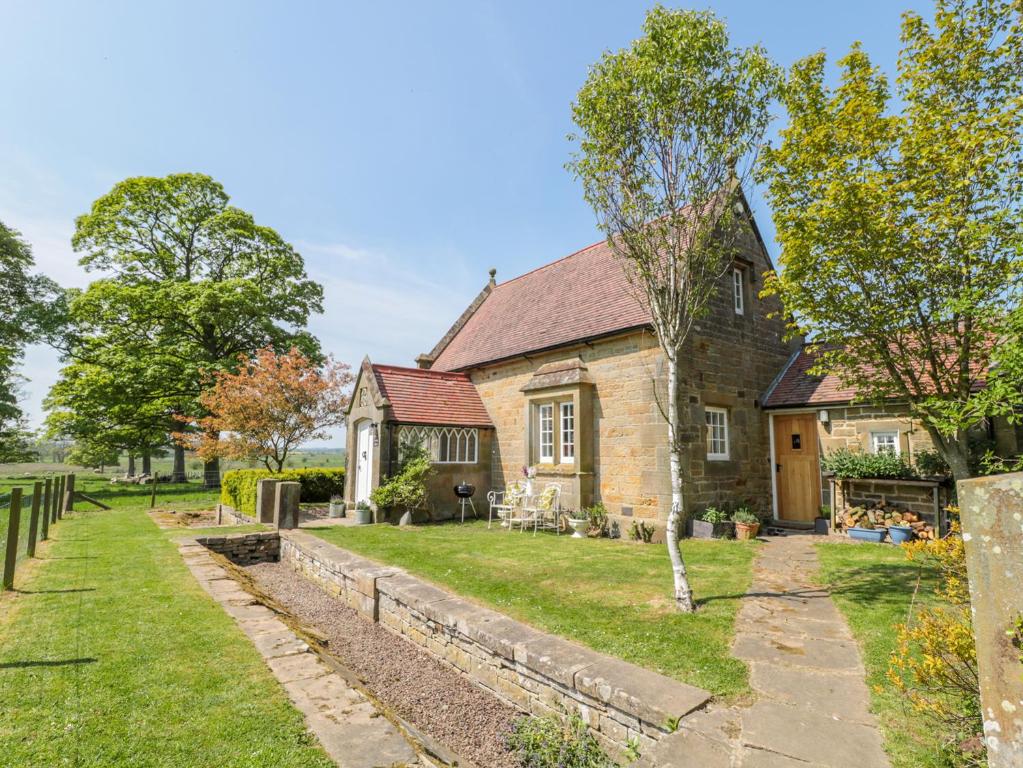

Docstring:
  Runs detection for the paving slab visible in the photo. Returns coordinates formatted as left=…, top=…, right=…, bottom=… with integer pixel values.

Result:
left=739, top=700, right=888, bottom=768
left=668, top=535, right=890, bottom=768
left=175, top=540, right=423, bottom=767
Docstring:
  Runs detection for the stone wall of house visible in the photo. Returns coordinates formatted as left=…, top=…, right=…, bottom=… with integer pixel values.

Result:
left=196, top=531, right=280, bottom=564
left=470, top=330, right=670, bottom=520
left=815, top=403, right=938, bottom=460
left=376, top=426, right=494, bottom=523
left=469, top=224, right=794, bottom=525
left=278, top=530, right=710, bottom=757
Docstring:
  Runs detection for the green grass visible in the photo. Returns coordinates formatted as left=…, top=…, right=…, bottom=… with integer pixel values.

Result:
left=0, top=502, right=332, bottom=767
left=308, top=521, right=757, bottom=699
left=817, top=542, right=947, bottom=768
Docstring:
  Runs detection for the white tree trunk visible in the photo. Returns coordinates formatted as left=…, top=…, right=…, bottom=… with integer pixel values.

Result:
left=666, top=355, right=696, bottom=613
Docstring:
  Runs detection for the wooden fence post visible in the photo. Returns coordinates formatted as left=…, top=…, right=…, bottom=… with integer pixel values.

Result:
left=64, top=473, right=76, bottom=513
left=56, top=476, right=65, bottom=520
left=2, top=487, right=23, bottom=590
left=51, top=476, right=61, bottom=524
left=40, top=478, right=51, bottom=541
left=26, top=482, right=42, bottom=557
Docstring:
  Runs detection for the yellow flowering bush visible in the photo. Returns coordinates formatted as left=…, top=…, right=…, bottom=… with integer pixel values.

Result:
left=886, top=518, right=983, bottom=766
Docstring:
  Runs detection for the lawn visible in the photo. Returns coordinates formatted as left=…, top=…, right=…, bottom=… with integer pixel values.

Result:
left=816, top=542, right=947, bottom=768
left=308, top=521, right=757, bottom=699
left=0, top=499, right=332, bottom=767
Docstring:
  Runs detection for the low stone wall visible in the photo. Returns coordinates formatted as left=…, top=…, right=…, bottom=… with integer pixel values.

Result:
left=278, top=530, right=710, bottom=755
left=216, top=503, right=258, bottom=527
left=196, top=531, right=280, bottom=565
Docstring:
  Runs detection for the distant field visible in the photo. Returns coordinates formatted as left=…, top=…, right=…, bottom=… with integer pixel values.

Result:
left=0, top=448, right=345, bottom=479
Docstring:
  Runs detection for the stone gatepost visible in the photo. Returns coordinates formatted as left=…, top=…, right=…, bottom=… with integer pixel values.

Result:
left=273, top=481, right=301, bottom=530
left=255, top=478, right=281, bottom=524
left=958, top=471, right=1023, bottom=766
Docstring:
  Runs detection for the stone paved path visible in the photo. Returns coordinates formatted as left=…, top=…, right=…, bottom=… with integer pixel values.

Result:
left=176, top=539, right=425, bottom=768
left=641, top=535, right=890, bottom=768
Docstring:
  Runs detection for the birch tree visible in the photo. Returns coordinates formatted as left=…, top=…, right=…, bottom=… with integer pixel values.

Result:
left=569, top=6, right=780, bottom=612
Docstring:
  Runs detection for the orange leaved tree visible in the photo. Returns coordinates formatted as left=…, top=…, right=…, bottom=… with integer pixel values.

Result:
left=177, top=347, right=354, bottom=472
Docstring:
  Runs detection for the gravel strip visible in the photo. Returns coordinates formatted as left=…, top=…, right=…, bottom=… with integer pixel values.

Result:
left=245, top=560, right=521, bottom=768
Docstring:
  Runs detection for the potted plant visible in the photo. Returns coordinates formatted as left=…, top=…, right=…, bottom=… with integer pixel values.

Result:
left=328, top=494, right=345, bottom=518
left=353, top=500, right=373, bottom=525
left=564, top=510, right=589, bottom=538
left=814, top=505, right=831, bottom=535
left=689, top=506, right=733, bottom=539
left=732, top=507, right=761, bottom=540
left=521, top=465, right=537, bottom=497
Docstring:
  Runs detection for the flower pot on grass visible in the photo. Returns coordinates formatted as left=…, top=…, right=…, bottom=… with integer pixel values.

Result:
left=734, top=521, right=760, bottom=540
left=328, top=496, right=344, bottom=518
left=731, top=507, right=761, bottom=540
left=354, top=502, right=373, bottom=525
left=566, top=516, right=588, bottom=539
left=688, top=519, right=734, bottom=539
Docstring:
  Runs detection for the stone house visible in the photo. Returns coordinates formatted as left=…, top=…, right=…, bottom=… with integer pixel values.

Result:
left=345, top=200, right=1022, bottom=531
left=762, top=345, right=1023, bottom=528
left=346, top=203, right=802, bottom=529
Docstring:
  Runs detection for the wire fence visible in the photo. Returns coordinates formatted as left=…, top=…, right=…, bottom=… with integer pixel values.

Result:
left=2, top=474, right=74, bottom=591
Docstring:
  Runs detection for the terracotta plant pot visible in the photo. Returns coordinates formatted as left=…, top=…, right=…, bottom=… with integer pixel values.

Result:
left=734, top=521, right=760, bottom=540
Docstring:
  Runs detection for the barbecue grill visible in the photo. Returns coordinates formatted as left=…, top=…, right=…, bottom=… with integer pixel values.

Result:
left=454, top=482, right=477, bottom=523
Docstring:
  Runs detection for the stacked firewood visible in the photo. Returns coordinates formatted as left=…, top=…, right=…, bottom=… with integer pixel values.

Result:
left=840, top=499, right=937, bottom=540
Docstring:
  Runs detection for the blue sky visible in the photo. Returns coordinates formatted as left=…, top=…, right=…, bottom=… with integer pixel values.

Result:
left=2, top=1, right=927, bottom=446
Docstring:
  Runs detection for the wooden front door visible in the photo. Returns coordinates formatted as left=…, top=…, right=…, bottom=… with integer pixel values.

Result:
left=774, top=413, right=822, bottom=522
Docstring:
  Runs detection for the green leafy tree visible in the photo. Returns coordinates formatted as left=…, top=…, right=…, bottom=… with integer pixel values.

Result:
left=760, top=0, right=1023, bottom=482
left=0, top=221, right=62, bottom=461
left=568, top=6, right=781, bottom=612
left=59, top=173, right=324, bottom=485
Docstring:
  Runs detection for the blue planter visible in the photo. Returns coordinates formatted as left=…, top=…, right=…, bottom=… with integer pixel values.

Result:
left=848, top=526, right=886, bottom=543
left=888, top=525, right=914, bottom=544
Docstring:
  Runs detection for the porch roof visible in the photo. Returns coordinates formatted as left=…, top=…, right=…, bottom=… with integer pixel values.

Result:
left=762, top=347, right=858, bottom=408
left=371, top=364, right=493, bottom=427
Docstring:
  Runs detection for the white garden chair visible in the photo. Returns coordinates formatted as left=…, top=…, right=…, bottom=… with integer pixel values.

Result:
left=487, top=482, right=527, bottom=529
left=517, top=484, right=561, bottom=535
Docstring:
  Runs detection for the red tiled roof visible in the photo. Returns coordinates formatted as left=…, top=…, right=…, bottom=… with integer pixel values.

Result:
left=763, top=344, right=990, bottom=408
left=372, top=364, right=493, bottom=427
left=430, top=238, right=650, bottom=371
left=763, top=348, right=859, bottom=408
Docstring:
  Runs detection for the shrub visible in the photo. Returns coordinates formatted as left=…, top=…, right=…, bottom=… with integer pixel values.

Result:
left=370, top=441, right=432, bottom=513
left=220, top=467, right=345, bottom=514
left=887, top=521, right=983, bottom=766
left=506, top=713, right=618, bottom=768
left=700, top=506, right=729, bottom=523
left=820, top=448, right=915, bottom=480
left=583, top=502, right=609, bottom=537
left=913, top=448, right=950, bottom=477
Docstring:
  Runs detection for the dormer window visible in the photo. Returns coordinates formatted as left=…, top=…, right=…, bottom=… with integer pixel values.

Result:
left=732, top=268, right=745, bottom=315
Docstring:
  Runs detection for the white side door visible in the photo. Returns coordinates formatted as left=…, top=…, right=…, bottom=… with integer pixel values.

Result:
left=355, top=421, right=374, bottom=503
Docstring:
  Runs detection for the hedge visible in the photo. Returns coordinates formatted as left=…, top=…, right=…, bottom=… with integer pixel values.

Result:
left=220, top=467, right=346, bottom=515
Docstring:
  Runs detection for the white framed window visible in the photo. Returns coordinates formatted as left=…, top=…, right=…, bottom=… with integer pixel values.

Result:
left=539, top=404, right=554, bottom=462
left=732, top=268, right=745, bottom=315
left=705, top=407, right=730, bottom=460
left=871, top=431, right=899, bottom=455
left=400, top=426, right=478, bottom=464
left=560, top=402, right=575, bottom=462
